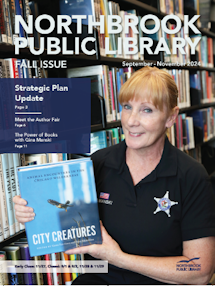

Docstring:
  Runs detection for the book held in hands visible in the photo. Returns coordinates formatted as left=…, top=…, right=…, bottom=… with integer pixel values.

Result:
left=17, top=158, right=102, bottom=257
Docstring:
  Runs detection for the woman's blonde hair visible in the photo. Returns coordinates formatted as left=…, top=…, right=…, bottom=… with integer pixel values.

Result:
left=119, top=66, right=178, bottom=113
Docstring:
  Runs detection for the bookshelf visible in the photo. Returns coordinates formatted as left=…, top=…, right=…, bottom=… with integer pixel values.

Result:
left=0, top=230, right=26, bottom=250
left=0, top=0, right=215, bottom=284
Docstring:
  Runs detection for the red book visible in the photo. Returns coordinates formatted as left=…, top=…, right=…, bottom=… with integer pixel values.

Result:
left=109, top=70, right=116, bottom=121
left=44, top=254, right=54, bottom=285
left=207, top=38, right=214, bottom=67
left=5, top=58, right=19, bottom=78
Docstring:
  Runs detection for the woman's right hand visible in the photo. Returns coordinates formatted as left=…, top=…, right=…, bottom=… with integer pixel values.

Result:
left=13, top=195, right=35, bottom=224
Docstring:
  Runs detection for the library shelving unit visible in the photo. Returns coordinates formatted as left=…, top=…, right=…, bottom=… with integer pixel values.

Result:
left=1, top=0, right=215, bottom=281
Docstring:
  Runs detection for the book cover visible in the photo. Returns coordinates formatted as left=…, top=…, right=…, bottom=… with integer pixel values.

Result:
left=17, top=158, right=102, bottom=256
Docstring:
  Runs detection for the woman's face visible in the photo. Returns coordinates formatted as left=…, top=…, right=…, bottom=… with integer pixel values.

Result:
left=121, top=98, right=173, bottom=152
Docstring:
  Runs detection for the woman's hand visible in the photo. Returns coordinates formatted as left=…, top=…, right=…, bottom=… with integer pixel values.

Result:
left=65, top=221, right=124, bottom=264
left=13, top=195, right=35, bottom=224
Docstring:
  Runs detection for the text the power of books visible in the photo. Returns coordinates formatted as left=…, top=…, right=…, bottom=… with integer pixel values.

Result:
left=14, top=14, right=201, bottom=56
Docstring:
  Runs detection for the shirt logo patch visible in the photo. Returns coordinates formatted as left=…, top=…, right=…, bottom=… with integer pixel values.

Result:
left=99, top=192, right=113, bottom=205
left=99, top=192, right=110, bottom=200
left=154, top=191, right=178, bottom=217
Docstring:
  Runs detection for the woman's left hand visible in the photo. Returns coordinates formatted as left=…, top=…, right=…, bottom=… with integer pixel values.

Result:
left=65, top=221, right=123, bottom=264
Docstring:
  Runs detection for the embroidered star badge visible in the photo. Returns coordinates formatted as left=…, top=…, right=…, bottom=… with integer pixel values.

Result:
left=154, top=191, right=178, bottom=217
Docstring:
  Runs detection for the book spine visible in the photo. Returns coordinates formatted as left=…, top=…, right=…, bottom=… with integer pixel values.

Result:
left=14, top=0, right=25, bottom=37
left=0, top=157, right=10, bottom=239
left=4, top=59, right=11, bottom=78
left=106, top=68, right=113, bottom=120
left=51, top=252, right=62, bottom=285
left=70, top=254, right=79, bottom=280
left=5, top=58, right=16, bottom=78
left=2, top=0, right=12, bottom=44
left=8, top=0, right=16, bottom=40
left=0, top=213, right=4, bottom=242
left=44, top=254, right=53, bottom=285
left=8, top=154, right=19, bottom=233
left=111, top=67, right=120, bottom=120
left=12, top=58, right=19, bottom=78
left=23, top=246, right=37, bottom=284
left=102, top=65, right=112, bottom=122
left=8, top=267, right=19, bottom=285
left=0, top=0, right=7, bottom=43
left=13, top=153, right=25, bottom=231
left=12, top=154, right=22, bottom=226
left=21, top=0, right=30, bottom=45
left=61, top=252, right=72, bottom=285
left=19, top=246, right=33, bottom=285
left=0, top=59, right=7, bottom=78
left=108, top=70, right=116, bottom=120
left=34, top=256, right=44, bottom=285
left=22, top=0, right=30, bottom=22
left=7, top=0, right=14, bottom=45
left=0, top=253, right=9, bottom=285
left=0, top=154, right=15, bottom=236
left=4, top=248, right=24, bottom=284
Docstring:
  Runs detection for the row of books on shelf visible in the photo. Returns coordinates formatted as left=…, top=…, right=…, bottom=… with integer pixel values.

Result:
left=0, top=58, right=47, bottom=79
left=67, top=65, right=215, bottom=125
left=191, top=35, right=214, bottom=68
left=189, top=70, right=215, bottom=105
left=0, top=152, right=68, bottom=243
left=94, top=0, right=191, bottom=63
left=89, top=107, right=215, bottom=158
left=161, top=0, right=215, bottom=30
left=0, top=239, right=82, bottom=285
left=90, top=126, right=125, bottom=154
left=72, top=0, right=214, bottom=63
left=0, top=0, right=33, bottom=45
left=167, top=107, right=215, bottom=151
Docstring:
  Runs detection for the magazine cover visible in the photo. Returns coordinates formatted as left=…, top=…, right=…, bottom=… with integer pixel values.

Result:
left=0, top=0, right=215, bottom=284
left=17, top=158, right=102, bottom=257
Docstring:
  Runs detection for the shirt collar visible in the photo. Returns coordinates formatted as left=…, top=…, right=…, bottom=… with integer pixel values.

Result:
left=104, top=137, right=177, bottom=178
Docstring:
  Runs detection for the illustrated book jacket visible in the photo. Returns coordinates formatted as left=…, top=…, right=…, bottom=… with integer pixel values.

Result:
left=17, top=158, right=102, bottom=257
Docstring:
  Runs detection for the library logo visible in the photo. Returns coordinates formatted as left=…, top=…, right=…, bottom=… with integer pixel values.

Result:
left=153, top=191, right=178, bottom=217
left=176, top=257, right=201, bottom=271
left=99, top=192, right=113, bottom=205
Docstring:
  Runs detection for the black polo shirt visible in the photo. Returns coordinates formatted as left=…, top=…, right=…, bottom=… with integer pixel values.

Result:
left=77, top=137, right=215, bottom=285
